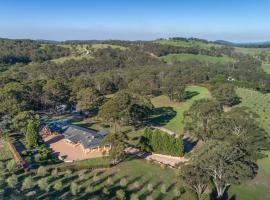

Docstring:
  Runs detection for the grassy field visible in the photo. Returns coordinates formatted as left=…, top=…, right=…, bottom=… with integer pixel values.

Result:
left=236, top=88, right=270, bottom=133
left=151, top=85, right=211, bottom=134
left=235, top=47, right=270, bottom=56
left=156, top=39, right=219, bottom=49
left=162, top=53, right=234, bottom=63
left=229, top=88, right=270, bottom=200
left=262, top=63, right=270, bottom=74
left=52, top=43, right=126, bottom=63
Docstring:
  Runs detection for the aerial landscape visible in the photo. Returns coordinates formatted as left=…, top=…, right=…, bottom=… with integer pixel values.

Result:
left=1, top=0, right=270, bottom=199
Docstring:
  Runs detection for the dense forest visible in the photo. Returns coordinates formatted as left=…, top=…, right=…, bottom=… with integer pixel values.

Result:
left=0, top=37, right=269, bottom=121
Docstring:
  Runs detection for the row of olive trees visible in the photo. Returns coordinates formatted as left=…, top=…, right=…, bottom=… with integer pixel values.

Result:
left=2, top=164, right=183, bottom=199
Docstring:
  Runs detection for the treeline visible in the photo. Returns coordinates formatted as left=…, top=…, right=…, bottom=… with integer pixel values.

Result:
left=0, top=53, right=269, bottom=120
left=101, top=40, right=235, bottom=58
left=138, top=128, right=184, bottom=156
left=0, top=39, right=71, bottom=64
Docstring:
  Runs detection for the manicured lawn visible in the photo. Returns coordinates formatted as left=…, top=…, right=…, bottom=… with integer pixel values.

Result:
left=229, top=88, right=270, bottom=200
left=151, top=85, right=211, bottom=134
left=162, top=53, right=234, bottom=63
left=75, top=156, right=111, bottom=168
left=262, top=63, right=270, bottom=74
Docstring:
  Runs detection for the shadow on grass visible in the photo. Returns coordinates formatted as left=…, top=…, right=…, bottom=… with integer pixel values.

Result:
left=183, top=91, right=199, bottom=100
left=150, top=107, right=177, bottom=126
left=183, top=137, right=198, bottom=153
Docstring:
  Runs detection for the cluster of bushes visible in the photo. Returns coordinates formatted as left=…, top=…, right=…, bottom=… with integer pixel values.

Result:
left=138, top=128, right=184, bottom=156
left=21, top=144, right=59, bottom=165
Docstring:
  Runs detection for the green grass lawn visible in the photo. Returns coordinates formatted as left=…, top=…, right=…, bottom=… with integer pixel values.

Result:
left=262, top=63, right=270, bottom=74
left=229, top=88, right=270, bottom=200
left=162, top=53, right=234, bottom=63
left=151, top=85, right=211, bottom=134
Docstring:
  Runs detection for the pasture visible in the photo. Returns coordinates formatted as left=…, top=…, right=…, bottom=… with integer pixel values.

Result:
left=52, top=43, right=126, bottom=63
left=162, top=53, right=234, bottom=63
left=151, top=85, right=211, bottom=135
left=156, top=39, right=219, bottom=49
left=235, top=47, right=270, bottom=56
left=229, top=88, right=270, bottom=200
left=262, top=63, right=270, bottom=74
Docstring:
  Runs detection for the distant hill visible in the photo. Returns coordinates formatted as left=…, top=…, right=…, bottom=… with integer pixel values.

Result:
left=214, top=40, right=270, bottom=48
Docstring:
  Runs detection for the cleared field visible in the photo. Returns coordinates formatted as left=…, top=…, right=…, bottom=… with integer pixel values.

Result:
left=151, top=85, right=211, bottom=134
left=262, top=63, right=270, bottom=74
left=52, top=43, right=126, bottom=63
left=156, top=39, right=219, bottom=49
left=162, top=53, right=234, bottom=63
left=236, top=88, right=270, bottom=133
left=229, top=88, right=270, bottom=200
left=235, top=47, right=270, bottom=56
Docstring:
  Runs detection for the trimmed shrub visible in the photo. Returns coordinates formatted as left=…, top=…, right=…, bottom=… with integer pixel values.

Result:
left=120, top=177, right=127, bottom=187
left=6, top=174, right=18, bottom=188
left=37, top=166, right=47, bottom=177
left=6, top=159, right=18, bottom=173
left=21, top=176, right=34, bottom=190
left=132, top=181, right=140, bottom=190
left=93, top=173, right=99, bottom=182
left=51, top=168, right=58, bottom=177
left=106, top=177, right=113, bottom=185
left=130, top=194, right=139, bottom=200
left=161, top=183, right=167, bottom=194
left=147, top=183, right=153, bottom=192
left=34, top=153, right=42, bottom=162
left=26, top=191, right=36, bottom=197
left=102, top=187, right=110, bottom=195
left=65, top=169, right=73, bottom=177
left=53, top=180, right=63, bottom=191
left=70, top=182, right=79, bottom=195
left=85, top=185, right=94, bottom=193
left=116, top=189, right=126, bottom=200
left=38, top=178, right=50, bottom=192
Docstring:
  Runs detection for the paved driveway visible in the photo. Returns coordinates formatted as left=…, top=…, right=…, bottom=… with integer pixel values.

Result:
left=43, top=135, right=105, bottom=162
left=125, top=147, right=188, bottom=167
